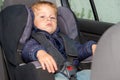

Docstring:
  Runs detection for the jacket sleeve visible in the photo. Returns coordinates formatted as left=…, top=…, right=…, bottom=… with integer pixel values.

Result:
left=75, top=40, right=96, bottom=61
left=22, top=38, right=46, bottom=63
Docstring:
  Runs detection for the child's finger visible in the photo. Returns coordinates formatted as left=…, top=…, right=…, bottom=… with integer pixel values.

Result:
left=39, top=59, right=46, bottom=70
left=51, top=58, right=58, bottom=71
left=46, top=58, right=55, bottom=73
left=45, top=60, right=52, bottom=73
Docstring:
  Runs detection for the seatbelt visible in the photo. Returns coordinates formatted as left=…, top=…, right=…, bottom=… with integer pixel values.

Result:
left=32, top=32, right=66, bottom=70
left=59, top=33, right=78, bottom=80
left=59, top=33, right=78, bottom=57
left=32, top=32, right=77, bottom=80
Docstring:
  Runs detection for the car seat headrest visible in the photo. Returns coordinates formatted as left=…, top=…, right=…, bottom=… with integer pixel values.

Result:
left=57, top=7, right=78, bottom=39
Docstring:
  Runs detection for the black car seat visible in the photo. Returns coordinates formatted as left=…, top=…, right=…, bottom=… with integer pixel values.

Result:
left=0, top=4, right=83, bottom=80
left=0, top=4, right=56, bottom=80
left=91, top=23, right=120, bottom=80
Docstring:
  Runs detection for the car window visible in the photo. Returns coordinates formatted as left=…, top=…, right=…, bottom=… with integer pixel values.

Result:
left=0, top=0, right=4, bottom=11
left=68, top=0, right=120, bottom=23
left=68, top=0, right=94, bottom=20
left=94, top=0, right=120, bottom=23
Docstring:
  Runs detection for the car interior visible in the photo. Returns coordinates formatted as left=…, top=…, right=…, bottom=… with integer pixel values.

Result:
left=0, top=0, right=119, bottom=80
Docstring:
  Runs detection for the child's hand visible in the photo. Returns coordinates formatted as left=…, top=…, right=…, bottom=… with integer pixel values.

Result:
left=92, top=44, right=97, bottom=55
left=36, top=50, right=58, bottom=73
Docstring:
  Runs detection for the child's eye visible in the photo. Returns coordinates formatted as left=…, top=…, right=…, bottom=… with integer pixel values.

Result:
left=50, top=17, right=56, bottom=20
left=40, top=16, right=45, bottom=18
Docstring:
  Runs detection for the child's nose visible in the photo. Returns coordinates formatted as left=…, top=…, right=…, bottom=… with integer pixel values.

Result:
left=46, top=17, right=51, bottom=21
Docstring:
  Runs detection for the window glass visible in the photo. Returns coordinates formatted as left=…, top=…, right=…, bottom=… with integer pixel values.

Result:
left=68, top=0, right=120, bottom=23
left=94, top=0, right=120, bottom=23
left=0, top=0, right=4, bottom=11
left=68, top=0, right=94, bottom=20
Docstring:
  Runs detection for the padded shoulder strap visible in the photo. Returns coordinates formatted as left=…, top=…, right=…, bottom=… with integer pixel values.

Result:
left=31, top=32, right=66, bottom=70
left=59, top=33, right=78, bottom=57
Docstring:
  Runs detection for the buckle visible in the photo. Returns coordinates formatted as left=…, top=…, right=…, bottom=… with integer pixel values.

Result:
left=60, top=62, right=77, bottom=78
left=67, top=66, right=73, bottom=71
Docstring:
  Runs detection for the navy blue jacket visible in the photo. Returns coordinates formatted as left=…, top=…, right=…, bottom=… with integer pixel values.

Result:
left=22, top=27, right=96, bottom=65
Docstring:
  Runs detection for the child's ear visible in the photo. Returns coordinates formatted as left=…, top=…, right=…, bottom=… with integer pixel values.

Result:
left=33, top=9, right=37, bottom=15
left=31, top=7, right=38, bottom=16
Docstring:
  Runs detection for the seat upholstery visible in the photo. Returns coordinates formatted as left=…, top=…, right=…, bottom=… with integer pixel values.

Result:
left=91, top=22, right=120, bottom=80
left=57, top=7, right=78, bottom=40
left=3, top=0, right=40, bottom=9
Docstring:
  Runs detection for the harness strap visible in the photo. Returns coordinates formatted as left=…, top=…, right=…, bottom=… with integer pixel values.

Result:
left=17, top=43, right=26, bottom=65
left=59, top=33, right=78, bottom=57
left=59, top=33, right=78, bottom=63
left=32, top=32, right=66, bottom=70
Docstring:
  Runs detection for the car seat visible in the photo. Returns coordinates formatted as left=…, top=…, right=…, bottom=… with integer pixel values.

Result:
left=0, top=4, right=82, bottom=80
left=0, top=4, right=55, bottom=80
left=91, top=22, right=120, bottom=80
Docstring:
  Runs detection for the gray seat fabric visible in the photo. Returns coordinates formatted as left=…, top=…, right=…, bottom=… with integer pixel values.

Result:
left=57, top=7, right=78, bottom=40
left=91, top=22, right=120, bottom=80
left=2, top=0, right=40, bottom=9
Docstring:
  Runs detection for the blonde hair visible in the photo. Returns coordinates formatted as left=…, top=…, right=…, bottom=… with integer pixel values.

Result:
left=31, top=1, right=57, bottom=15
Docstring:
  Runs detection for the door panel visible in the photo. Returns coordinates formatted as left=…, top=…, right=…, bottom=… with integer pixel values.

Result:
left=77, top=19, right=114, bottom=42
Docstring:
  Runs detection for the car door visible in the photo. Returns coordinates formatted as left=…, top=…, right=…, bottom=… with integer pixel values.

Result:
left=60, top=0, right=120, bottom=43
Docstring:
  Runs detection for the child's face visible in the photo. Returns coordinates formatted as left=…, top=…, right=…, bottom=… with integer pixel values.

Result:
left=34, top=5, right=57, bottom=34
